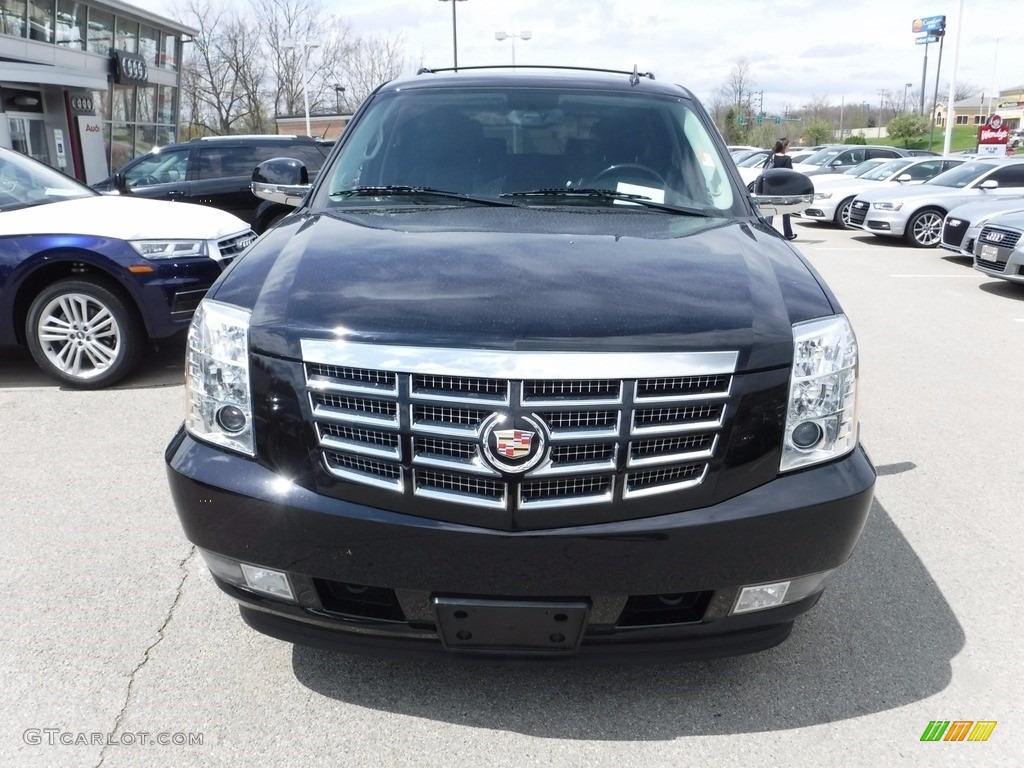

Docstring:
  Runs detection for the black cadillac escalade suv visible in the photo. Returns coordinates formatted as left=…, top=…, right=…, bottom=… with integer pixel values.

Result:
left=166, top=66, right=875, bottom=661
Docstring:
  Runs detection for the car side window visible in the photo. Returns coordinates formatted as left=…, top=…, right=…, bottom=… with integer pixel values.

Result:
left=122, top=148, right=189, bottom=188
left=904, top=160, right=941, bottom=180
left=987, top=165, right=1024, bottom=187
left=839, top=149, right=864, bottom=166
left=866, top=149, right=898, bottom=161
left=197, top=146, right=261, bottom=179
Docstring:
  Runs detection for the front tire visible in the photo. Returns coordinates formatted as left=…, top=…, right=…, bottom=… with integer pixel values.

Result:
left=905, top=208, right=944, bottom=247
left=834, top=197, right=855, bottom=229
left=26, top=278, right=142, bottom=388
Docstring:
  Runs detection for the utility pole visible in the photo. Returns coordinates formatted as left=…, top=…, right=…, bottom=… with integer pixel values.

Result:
left=877, top=89, right=889, bottom=139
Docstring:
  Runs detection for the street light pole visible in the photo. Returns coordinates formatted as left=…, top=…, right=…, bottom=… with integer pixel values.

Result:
left=903, top=82, right=912, bottom=113
left=283, top=38, right=319, bottom=136
left=438, top=0, right=468, bottom=69
left=494, top=31, right=532, bottom=66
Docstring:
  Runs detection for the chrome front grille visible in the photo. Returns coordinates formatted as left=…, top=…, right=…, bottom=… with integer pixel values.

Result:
left=302, top=342, right=738, bottom=513
left=212, top=230, right=257, bottom=268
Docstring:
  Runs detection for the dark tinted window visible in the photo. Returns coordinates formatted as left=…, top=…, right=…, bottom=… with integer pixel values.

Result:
left=197, top=146, right=261, bottom=179
left=254, top=145, right=327, bottom=170
left=902, top=160, right=942, bottom=180
left=866, top=148, right=900, bottom=160
left=123, top=148, right=189, bottom=187
left=987, top=164, right=1024, bottom=188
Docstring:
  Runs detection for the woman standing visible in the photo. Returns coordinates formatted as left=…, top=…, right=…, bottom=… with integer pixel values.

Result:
left=765, top=138, right=796, bottom=240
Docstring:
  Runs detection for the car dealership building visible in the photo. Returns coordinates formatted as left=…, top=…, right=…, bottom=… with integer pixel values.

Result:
left=0, top=0, right=194, bottom=183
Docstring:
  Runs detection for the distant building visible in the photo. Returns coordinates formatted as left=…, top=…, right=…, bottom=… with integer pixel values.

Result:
left=0, top=0, right=196, bottom=183
left=275, top=113, right=351, bottom=141
left=934, top=86, right=1024, bottom=130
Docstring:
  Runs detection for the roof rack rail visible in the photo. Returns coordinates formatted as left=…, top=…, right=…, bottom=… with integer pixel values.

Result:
left=189, top=134, right=301, bottom=142
left=415, top=64, right=656, bottom=81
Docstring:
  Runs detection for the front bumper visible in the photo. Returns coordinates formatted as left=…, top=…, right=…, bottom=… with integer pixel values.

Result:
left=166, top=430, right=875, bottom=661
left=975, top=247, right=1024, bottom=284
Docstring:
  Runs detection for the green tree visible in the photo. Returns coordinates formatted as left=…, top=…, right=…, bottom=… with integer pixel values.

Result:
left=805, top=119, right=834, bottom=145
left=886, top=113, right=931, bottom=147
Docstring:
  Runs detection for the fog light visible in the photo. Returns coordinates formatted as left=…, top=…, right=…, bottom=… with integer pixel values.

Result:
left=734, top=582, right=790, bottom=614
left=731, top=570, right=837, bottom=615
left=240, top=564, right=295, bottom=600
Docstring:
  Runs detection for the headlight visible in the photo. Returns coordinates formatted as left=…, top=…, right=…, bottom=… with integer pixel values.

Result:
left=130, top=239, right=208, bottom=259
left=185, top=300, right=254, bottom=455
left=781, top=315, right=859, bottom=472
left=871, top=202, right=902, bottom=211
left=813, top=192, right=833, bottom=200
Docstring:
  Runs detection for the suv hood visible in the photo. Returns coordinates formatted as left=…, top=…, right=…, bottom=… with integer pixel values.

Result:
left=0, top=196, right=249, bottom=239
left=219, top=209, right=835, bottom=373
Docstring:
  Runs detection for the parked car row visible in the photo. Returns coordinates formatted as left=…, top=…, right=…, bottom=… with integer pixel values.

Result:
left=792, top=153, right=1024, bottom=285
left=846, top=157, right=1024, bottom=247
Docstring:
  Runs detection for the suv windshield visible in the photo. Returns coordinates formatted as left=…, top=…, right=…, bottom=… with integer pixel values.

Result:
left=0, top=150, right=95, bottom=211
left=315, top=86, right=735, bottom=212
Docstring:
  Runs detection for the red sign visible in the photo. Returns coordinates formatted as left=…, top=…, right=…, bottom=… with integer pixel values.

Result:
left=978, top=114, right=1009, bottom=145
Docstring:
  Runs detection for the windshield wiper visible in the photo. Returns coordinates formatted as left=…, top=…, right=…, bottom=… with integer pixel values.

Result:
left=329, top=185, right=516, bottom=207
left=500, top=188, right=713, bottom=216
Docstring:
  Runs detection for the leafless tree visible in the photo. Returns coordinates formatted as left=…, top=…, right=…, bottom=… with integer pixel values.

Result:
left=171, top=0, right=405, bottom=136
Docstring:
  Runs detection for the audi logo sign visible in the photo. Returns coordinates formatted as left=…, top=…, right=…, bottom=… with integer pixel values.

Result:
left=70, top=96, right=94, bottom=113
left=113, top=51, right=149, bottom=86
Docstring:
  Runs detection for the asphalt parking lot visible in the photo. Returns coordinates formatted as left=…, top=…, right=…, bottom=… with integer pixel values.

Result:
left=2, top=218, right=1021, bottom=768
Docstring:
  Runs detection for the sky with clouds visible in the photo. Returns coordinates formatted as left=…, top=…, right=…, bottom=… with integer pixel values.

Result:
left=130, top=0, right=1023, bottom=113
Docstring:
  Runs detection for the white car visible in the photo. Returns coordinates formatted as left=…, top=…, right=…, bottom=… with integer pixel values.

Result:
left=939, top=198, right=1024, bottom=257
left=848, top=158, right=1024, bottom=247
left=804, top=157, right=965, bottom=229
left=972, top=209, right=1024, bottom=284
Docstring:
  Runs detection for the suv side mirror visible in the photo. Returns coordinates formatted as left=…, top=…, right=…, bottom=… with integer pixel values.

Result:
left=252, top=157, right=311, bottom=207
left=751, top=169, right=814, bottom=216
left=977, top=179, right=998, bottom=191
left=895, top=173, right=912, bottom=183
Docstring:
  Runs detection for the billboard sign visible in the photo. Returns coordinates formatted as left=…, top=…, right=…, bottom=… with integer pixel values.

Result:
left=912, top=15, right=946, bottom=33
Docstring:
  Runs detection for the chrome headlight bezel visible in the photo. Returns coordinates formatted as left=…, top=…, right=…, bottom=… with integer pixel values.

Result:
left=781, top=315, right=859, bottom=473
left=184, top=300, right=255, bottom=456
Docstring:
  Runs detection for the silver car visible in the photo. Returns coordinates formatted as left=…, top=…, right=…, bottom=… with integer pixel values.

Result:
left=939, top=198, right=1024, bottom=257
left=973, top=210, right=1024, bottom=284
left=804, top=156, right=964, bottom=229
left=848, top=158, right=1024, bottom=247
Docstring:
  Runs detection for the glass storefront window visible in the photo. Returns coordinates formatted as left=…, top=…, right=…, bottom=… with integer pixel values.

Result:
left=159, top=31, right=177, bottom=71
left=156, top=125, right=176, bottom=148
left=112, top=85, right=136, bottom=122
left=114, top=15, right=136, bottom=52
left=55, top=0, right=84, bottom=49
left=28, top=0, right=53, bottom=41
left=139, top=24, right=158, bottom=65
left=157, top=85, right=176, bottom=125
left=135, top=124, right=157, bottom=157
left=110, top=122, right=134, bottom=172
left=137, top=85, right=156, bottom=123
left=88, top=88, right=110, bottom=121
left=1, top=0, right=27, bottom=38
left=86, top=6, right=112, bottom=55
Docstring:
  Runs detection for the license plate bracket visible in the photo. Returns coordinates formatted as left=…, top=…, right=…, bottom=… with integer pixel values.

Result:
left=433, top=597, right=590, bottom=656
left=980, top=244, right=1004, bottom=263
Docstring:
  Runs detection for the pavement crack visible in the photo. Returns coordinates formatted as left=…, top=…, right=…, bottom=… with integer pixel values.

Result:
left=95, top=545, right=197, bottom=768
